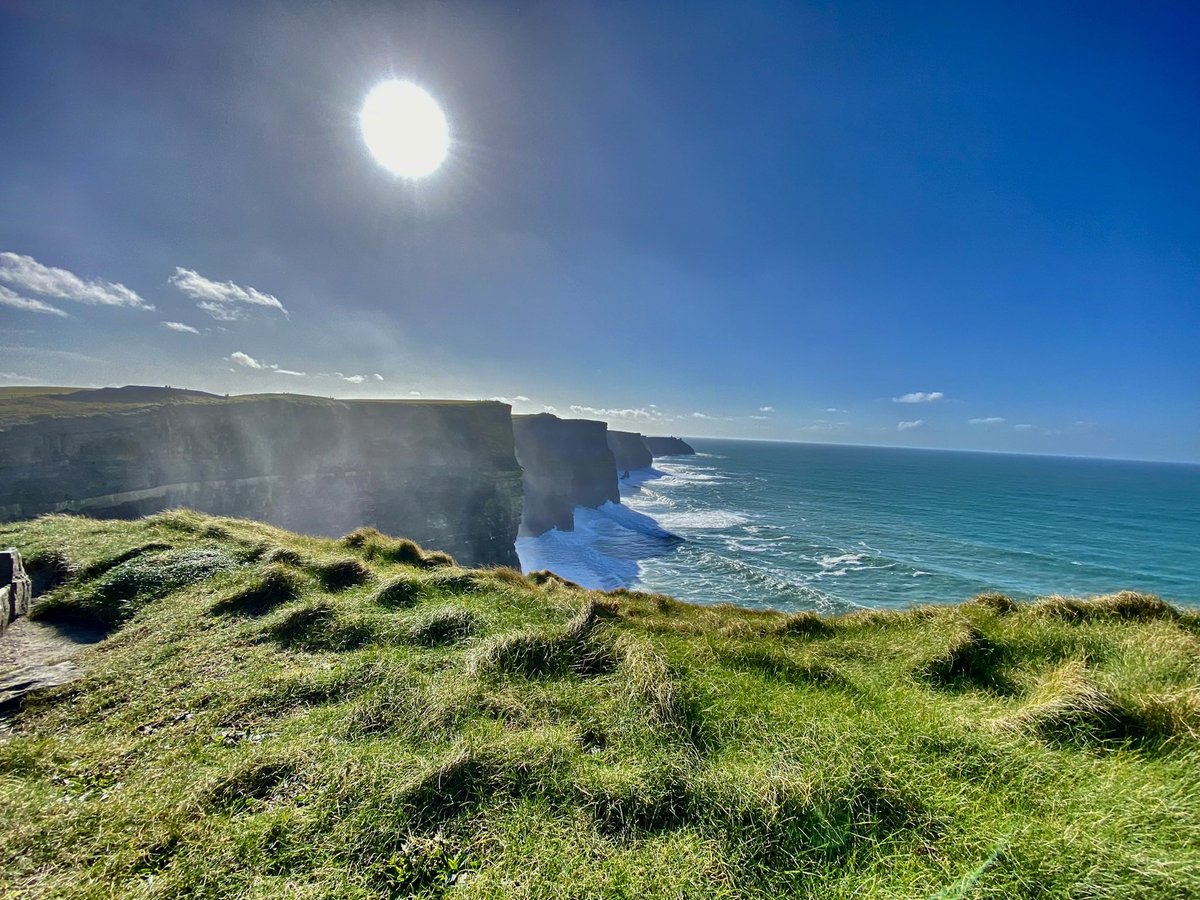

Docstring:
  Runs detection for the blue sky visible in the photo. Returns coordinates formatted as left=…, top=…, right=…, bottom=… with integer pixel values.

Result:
left=1, top=1, right=1197, bottom=462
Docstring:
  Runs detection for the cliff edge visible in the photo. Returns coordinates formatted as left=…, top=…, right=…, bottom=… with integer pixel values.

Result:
left=606, top=430, right=653, bottom=471
left=644, top=436, right=695, bottom=456
left=0, top=391, right=522, bottom=567
left=513, top=414, right=619, bottom=535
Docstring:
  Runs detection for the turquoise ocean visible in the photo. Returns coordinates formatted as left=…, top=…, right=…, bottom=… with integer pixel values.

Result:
left=517, top=439, right=1200, bottom=612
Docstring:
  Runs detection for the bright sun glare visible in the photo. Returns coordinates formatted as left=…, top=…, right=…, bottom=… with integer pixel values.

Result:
left=360, top=80, right=449, bottom=178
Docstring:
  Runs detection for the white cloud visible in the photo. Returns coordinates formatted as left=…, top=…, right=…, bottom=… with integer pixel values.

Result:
left=372, top=374, right=384, bottom=382
left=170, top=267, right=288, bottom=318
left=408, top=390, right=422, bottom=396
left=691, top=412, right=712, bottom=419
left=749, top=415, right=769, bottom=420
left=515, top=395, right=530, bottom=402
left=196, top=300, right=244, bottom=322
left=824, top=407, right=842, bottom=413
left=1014, top=423, right=1033, bottom=431
left=228, top=351, right=304, bottom=376
left=893, top=391, right=944, bottom=404
left=897, top=419, right=924, bottom=431
left=230, top=351, right=265, bottom=369
left=969, top=417, right=1005, bottom=425
left=0, top=371, right=38, bottom=383
left=542, top=405, right=557, bottom=414
left=343, top=375, right=366, bottom=384
left=569, top=405, right=661, bottom=421
left=759, top=406, right=774, bottom=412
left=0, top=285, right=68, bottom=317
left=160, top=321, right=200, bottom=334
left=0, top=251, right=151, bottom=309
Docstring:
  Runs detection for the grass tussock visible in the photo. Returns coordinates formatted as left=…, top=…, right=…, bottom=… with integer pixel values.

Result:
left=472, top=599, right=615, bottom=678
left=259, top=545, right=304, bottom=566
left=32, top=547, right=241, bottom=628
left=920, top=619, right=1012, bottom=692
left=211, top=563, right=304, bottom=617
left=369, top=574, right=423, bottom=608
left=341, top=527, right=456, bottom=569
left=311, top=556, right=374, bottom=591
left=1035, top=590, right=1179, bottom=623
left=1, top=510, right=1198, bottom=899
left=409, top=606, right=477, bottom=646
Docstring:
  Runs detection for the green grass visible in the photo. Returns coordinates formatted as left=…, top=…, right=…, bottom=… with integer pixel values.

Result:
left=1, top=510, right=1198, bottom=898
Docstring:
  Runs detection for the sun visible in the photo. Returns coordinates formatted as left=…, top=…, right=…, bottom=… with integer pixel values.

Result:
left=360, top=80, right=450, bottom=178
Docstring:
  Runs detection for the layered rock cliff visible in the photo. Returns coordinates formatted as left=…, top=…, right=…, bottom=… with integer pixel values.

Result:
left=644, top=436, right=696, bottom=456
left=0, top=392, right=522, bottom=567
left=606, top=430, right=653, bottom=471
left=512, top=414, right=619, bottom=535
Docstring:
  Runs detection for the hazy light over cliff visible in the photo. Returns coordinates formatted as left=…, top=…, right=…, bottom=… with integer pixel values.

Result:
left=360, top=80, right=449, bottom=178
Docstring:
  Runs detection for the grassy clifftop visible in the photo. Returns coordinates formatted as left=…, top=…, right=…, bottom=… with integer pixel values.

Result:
left=1, top=512, right=1198, bottom=898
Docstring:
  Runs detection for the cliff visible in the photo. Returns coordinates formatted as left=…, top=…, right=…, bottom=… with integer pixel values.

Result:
left=512, top=414, right=619, bottom=535
left=0, top=391, right=522, bottom=567
left=606, top=430, right=653, bottom=471
left=644, top=436, right=696, bottom=456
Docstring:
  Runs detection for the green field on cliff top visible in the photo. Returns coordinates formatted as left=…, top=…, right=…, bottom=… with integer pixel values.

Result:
left=1, top=512, right=1198, bottom=898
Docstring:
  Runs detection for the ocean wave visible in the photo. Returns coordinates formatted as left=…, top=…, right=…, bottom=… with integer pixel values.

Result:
left=655, top=509, right=750, bottom=530
left=516, top=502, right=680, bottom=591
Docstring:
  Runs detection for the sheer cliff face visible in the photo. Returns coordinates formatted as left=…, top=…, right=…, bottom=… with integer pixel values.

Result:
left=606, top=430, right=653, bottom=472
left=0, top=397, right=522, bottom=567
left=512, top=414, right=618, bottom=536
left=644, top=436, right=695, bottom=456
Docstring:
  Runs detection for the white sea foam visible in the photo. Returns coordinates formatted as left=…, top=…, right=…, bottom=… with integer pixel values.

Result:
left=655, top=509, right=750, bottom=530
left=817, top=552, right=867, bottom=570
left=517, top=502, right=679, bottom=591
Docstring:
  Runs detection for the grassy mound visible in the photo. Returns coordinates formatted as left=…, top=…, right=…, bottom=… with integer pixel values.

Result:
left=0, top=512, right=1198, bottom=898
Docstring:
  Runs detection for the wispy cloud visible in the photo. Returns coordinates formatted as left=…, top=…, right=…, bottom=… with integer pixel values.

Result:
left=372, top=374, right=384, bottom=382
left=0, top=371, right=38, bottom=383
left=1014, top=423, right=1033, bottom=430
left=968, top=416, right=1005, bottom=425
left=0, top=285, right=68, bottom=317
left=569, top=405, right=661, bottom=421
left=228, top=351, right=305, bottom=376
left=749, top=415, right=769, bottom=420
left=893, top=391, right=944, bottom=404
left=759, top=405, right=774, bottom=412
left=897, top=419, right=924, bottom=431
left=171, top=268, right=288, bottom=319
left=491, top=395, right=533, bottom=405
left=160, top=321, right=200, bottom=335
left=0, top=252, right=151, bottom=309
left=691, top=411, right=712, bottom=419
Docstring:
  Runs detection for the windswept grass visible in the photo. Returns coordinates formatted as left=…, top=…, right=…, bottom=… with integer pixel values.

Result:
left=0, top=511, right=1197, bottom=898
